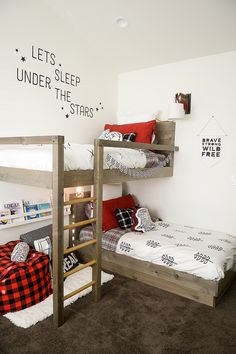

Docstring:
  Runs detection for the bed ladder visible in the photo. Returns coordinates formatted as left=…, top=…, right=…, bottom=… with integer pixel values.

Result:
left=63, top=196, right=101, bottom=301
left=53, top=139, right=103, bottom=328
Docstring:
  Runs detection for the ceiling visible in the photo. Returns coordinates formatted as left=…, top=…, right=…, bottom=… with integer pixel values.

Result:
left=47, top=0, right=236, bottom=73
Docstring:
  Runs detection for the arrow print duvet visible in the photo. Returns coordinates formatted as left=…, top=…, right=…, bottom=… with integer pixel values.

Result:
left=115, top=222, right=236, bottom=281
left=80, top=222, right=236, bottom=281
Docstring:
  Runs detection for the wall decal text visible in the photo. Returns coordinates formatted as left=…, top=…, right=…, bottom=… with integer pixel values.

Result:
left=15, top=45, right=104, bottom=119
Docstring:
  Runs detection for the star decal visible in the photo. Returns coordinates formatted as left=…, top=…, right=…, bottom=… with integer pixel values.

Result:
left=95, top=102, right=104, bottom=112
left=21, top=56, right=26, bottom=62
left=65, top=114, right=69, bottom=118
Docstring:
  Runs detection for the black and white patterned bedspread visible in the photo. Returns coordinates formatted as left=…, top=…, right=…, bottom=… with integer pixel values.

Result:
left=116, top=222, right=236, bottom=280
left=105, top=149, right=170, bottom=178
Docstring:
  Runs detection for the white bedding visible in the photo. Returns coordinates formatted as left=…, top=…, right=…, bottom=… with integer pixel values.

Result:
left=116, top=222, right=236, bottom=280
left=0, top=143, right=147, bottom=171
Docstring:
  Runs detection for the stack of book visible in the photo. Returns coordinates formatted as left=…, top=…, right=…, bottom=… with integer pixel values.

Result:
left=0, top=200, right=52, bottom=225
left=23, top=201, right=51, bottom=220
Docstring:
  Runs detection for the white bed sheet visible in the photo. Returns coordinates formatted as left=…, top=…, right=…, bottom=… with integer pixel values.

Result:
left=116, top=222, right=236, bottom=280
left=0, top=143, right=147, bottom=171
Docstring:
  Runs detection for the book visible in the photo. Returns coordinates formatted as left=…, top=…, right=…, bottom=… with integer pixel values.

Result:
left=23, top=201, right=39, bottom=220
left=0, top=200, right=25, bottom=223
left=38, top=201, right=51, bottom=217
left=0, top=209, right=11, bottom=225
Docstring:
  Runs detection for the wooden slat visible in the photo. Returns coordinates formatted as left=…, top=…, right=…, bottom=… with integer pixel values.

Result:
left=102, top=260, right=215, bottom=306
left=81, top=248, right=218, bottom=295
left=64, top=196, right=96, bottom=206
left=103, top=167, right=173, bottom=183
left=92, top=139, right=103, bottom=302
left=63, top=167, right=174, bottom=188
left=78, top=247, right=219, bottom=307
left=64, top=217, right=96, bottom=230
left=64, top=239, right=97, bottom=254
left=0, top=166, right=52, bottom=189
left=64, top=170, right=94, bottom=187
left=0, top=159, right=175, bottom=190
left=52, top=136, right=65, bottom=328
left=68, top=191, right=91, bottom=247
left=64, top=260, right=96, bottom=278
left=64, top=280, right=96, bottom=301
left=156, top=121, right=176, bottom=145
left=156, top=121, right=176, bottom=168
left=102, top=251, right=217, bottom=294
left=98, top=139, right=178, bottom=152
left=0, top=135, right=63, bottom=145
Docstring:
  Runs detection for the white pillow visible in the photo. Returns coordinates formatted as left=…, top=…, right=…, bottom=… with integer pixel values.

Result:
left=11, top=242, right=30, bottom=262
left=132, top=208, right=156, bottom=233
left=99, top=129, right=123, bottom=141
left=34, top=236, right=52, bottom=260
left=98, top=129, right=110, bottom=139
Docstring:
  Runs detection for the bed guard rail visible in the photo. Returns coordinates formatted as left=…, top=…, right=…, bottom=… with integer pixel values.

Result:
left=0, top=136, right=63, bottom=145
left=96, top=139, right=179, bottom=152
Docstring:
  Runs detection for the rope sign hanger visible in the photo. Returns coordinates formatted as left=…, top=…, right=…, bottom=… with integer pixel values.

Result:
left=197, top=115, right=228, bottom=137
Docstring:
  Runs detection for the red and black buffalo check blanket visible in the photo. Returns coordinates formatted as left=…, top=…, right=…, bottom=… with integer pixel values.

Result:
left=0, top=241, right=52, bottom=315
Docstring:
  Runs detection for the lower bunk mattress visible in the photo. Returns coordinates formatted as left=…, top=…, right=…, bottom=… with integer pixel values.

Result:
left=80, top=222, right=236, bottom=281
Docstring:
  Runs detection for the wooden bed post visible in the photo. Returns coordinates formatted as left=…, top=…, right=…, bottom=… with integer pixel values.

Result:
left=52, top=136, right=64, bottom=328
left=93, top=139, right=103, bottom=301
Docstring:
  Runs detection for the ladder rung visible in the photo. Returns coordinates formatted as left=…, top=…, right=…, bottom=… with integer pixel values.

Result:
left=64, top=259, right=96, bottom=278
left=64, top=239, right=97, bottom=254
left=64, top=197, right=96, bottom=206
left=64, top=218, right=97, bottom=230
left=64, top=280, right=96, bottom=301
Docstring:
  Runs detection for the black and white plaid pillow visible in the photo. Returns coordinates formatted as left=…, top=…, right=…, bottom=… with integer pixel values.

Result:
left=123, top=132, right=136, bottom=142
left=115, top=208, right=135, bottom=229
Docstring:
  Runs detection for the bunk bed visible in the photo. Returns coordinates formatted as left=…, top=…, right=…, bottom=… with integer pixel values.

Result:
left=0, top=121, right=178, bottom=327
left=76, top=124, right=235, bottom=309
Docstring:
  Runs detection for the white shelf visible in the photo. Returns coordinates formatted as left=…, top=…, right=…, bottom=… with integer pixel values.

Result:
left=0, top=208, right=71, bottom=230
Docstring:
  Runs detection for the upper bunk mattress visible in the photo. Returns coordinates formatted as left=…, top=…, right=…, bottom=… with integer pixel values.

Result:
left=80, top=222, right=236, bottom=281
left=0, top=143, right=165, bottom=172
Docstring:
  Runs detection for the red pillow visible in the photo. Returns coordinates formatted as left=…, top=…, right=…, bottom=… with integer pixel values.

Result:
left=104, top=120, right=156, bottom=144
left=102, top=194, right=135, bottom=232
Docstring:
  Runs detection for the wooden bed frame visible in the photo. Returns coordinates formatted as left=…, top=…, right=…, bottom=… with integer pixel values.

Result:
left=0, top=121, right=179, bottom=327
left=78, top=245, right=236, bottom=307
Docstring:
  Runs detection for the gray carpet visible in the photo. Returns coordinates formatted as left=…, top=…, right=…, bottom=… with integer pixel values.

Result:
left=0, top=274, right=236, bottom=354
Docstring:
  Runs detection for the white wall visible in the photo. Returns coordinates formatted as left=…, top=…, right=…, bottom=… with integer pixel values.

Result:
left=0, top=0, right=117, bottom=241
left=0, top=1, right=117, bottom=141
left=118, top=51, right=236, bottom=234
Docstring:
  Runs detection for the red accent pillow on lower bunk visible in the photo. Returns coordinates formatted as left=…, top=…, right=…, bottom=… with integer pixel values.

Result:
left=102, top=194, right=136, bottom=232
left=104, top=120, right=156, bottom=144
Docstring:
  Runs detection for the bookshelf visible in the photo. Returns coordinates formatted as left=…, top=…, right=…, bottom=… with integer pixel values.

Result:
left=0, top=206, right=71, bottom=230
